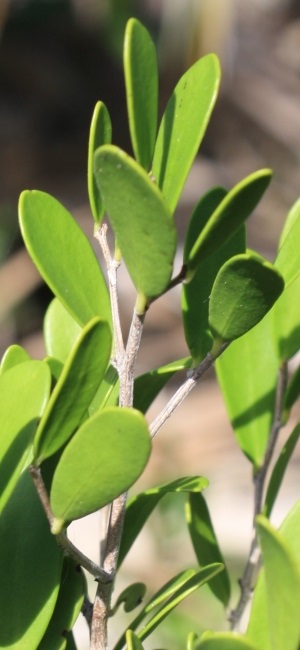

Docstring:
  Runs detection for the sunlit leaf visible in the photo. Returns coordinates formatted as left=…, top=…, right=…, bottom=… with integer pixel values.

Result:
left=126, top=629, right=145, bottom=650
left=88, top=101, right=112, bottom=223
left=88, top=364, right=119, bottom=416
left=284, top=367, right=300, bottom=418
left=124, top=18, right=158, bottom=169
left=275, top=198, right=300, bottom=287
left=50, top=407, right=151, bottom=532
left=0, top=361, right=51, bottom=512
left=134, top=356, right=192, bottom=413
left=195, top=633, right=259, bottom=649
left=152, top=54, right=220, bottom=213
left=186, top=493, right=230, bottom=606
left=19, top=190, right=111, bottom=327
left=264, top=424, right=300, bottom=517
left=44, top=298, right=82, bottom=364
left=34, top=317, right=111, bottom=465
left=272, top=272, right=300, bottom=361
left=0, top=470, right=63, bottom=649
left=94, top=145, right=177, bottom=306
left=0, top=344, right=31, bottom=374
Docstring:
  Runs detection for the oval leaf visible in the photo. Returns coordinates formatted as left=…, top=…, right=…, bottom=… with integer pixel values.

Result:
left=19, top=190, right=111, bottom=327
left=152, top=54, right=220, bottom=213
left=209, top=254, right=284, bottom=344
left=196, top=633, right=259, bottom=649
left=94, top=145, right=177, bottom=304
left=0, top=344, right=31, bottom=373
left=50, top=407, right=151, bottom=531
left=44, top=298, right=82, bottom=364
left=275, top=198, right=300, bottom=287
left=88, top=101, right=112, bottom=223
left=0, top=470, right=63, bottom=649
left=124, top=18, right=158, bottom=169
left=187, top=170, right=272, bottom=277
left=0, top=360, right=51, bottom=512
left=34, top=317, right=112, bottom=465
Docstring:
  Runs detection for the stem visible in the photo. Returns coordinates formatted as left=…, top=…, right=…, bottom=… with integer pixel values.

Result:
left=229, top=361, right=288, bottom=631
left=147, top=264, right=187, bottom=307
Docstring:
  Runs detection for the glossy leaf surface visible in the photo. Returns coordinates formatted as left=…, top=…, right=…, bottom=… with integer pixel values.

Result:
left=209, top=254, right=284, bottom=344
left=0, top=470, right=63, bottom=649
left=196, top=633, right=259, bottom=650
left=118, top=476, right=209, bottom=567
left=134, top=356, right=192, bottom=413
left=264, top=423, right=300, bottom=517
left=187, top=170, right=272, bottom=276
left=0, top=344, right=30, bottom=373
left=0, top=360, right=51, bottom=512
left=50, top=407, right=151, bottom=531
left=44, top=298, right=82, bottom=364
left=216, top=314, right=278, bottom=467
left=19, top=190, right=111, bottom=326
left=124, top=18, right=158, bottom=169
left=152, top=54, right=220, bottom=213
left=88, top=101, right=112, bottom=223
left=37, top=557, right=86, bottom=650
left=94, top=145, right=177, bottom=305
left=34, top=317, right=111, bottom=465
left=186, top=493, right=230, bottom=606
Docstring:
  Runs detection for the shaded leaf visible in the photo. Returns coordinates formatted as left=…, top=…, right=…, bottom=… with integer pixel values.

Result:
left=44, top=298, right=82, bottom=364
left=88, top=364, right=119, bottom=416
left=152, top=54, right=220, bottom=213
left=124, top=18, right=158, bottom=169
left=0, top=470, right=63, bottom=649
left=50, top=407, right=151, bottom=532
left=0, top=361, right=51, bottom=512
left=34, top=317, right=111, bottom=465
left=113, top=583, right=146, bottom=615
left=195, top=633, right=259, bottom=649
left=264, top=423, right=300, bottom=517
left=88, top=101, right=112, bottom=223
left=186, top=493, right=231, bottom=606
left=94, top=145, right=177, bottom=306
left=284, top=367, right=300, bottom=418
left=275, top=198, right=300, bottom=286
left=0, top=344, right=31, bottom=373
left=209, top=254, right=284, bottom=346
left=118, top=476, right=209, bottom=567
left=187, top=170, right=272, bottom=277
left=134, top=356, right=192, bottom=413
left=19, top=190, right=111, bottom=327
left=126, top=630, right=145, bottom=650
left=272, top=272, right=300, bottom=361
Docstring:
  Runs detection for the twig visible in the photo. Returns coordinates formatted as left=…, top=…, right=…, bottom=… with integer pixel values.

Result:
left=147, top=264, right=187, bottom=308
left=229, top=361, right=288, bottom=631
left=119, top=308, right=145, bottom=407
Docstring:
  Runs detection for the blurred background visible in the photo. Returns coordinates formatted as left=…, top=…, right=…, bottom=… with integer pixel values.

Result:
left=0, top=1, right=300, bottom=647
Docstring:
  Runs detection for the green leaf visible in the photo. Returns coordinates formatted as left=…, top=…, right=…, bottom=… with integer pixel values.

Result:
left=88, top=101, right=112, bottom=223
left=94, top=145, right=177, bottom=306
left=185, top=493, right=231, bottom=606
left=37, top=557, right=86, bottom=650
left=44, top=356, right=64, bottom=383
left=50, top=407, right=151, bottom=532
left=272, top=272, right=300, bottom=361
left=263, top=423, right=300, bottom=517
left=113, top=583, right=146, bottom=615
left=255, top=516, right=300, bottom=650
left=88, top=364, right=119, bottom=416
left=215, top=313, right=279, bottom=467
left=152, top=54, right=220, bottom=213
left=182, top=186, right=245, bottom=361
left=0, top=344, right=31, bottom=373
left=275, top=198, right=300, bottom=286
left=19, top=190, right=111, bottom=327
left=44, top=298, right=82, bottom=364
left=0, top=360, right=51, bottom=512
left=0, top=470, right=63, bottom=649
left=187, top=170, right=272, bottom=277
left=284, top=367, right=300, bottom=418
left=34, top=317, right=111, bottom=465
left=209, top=254, right=284, bottom=345
left=124, top=18, right=158, bottom=169
left=134, top=356, right=192, bottom=413
left=126, top=630, right=145, bottom=650
left=118, top=476, right=209, bottom=568
left=195, top=633, right=259, bottom=649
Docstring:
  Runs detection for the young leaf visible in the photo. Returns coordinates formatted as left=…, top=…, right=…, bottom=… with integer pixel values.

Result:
left=152, top=54, right=221, bottom=213
left=186, top=170, right=272, bottom=277
left=195, top=633, right=259, bottom=649
left=50, top=407, right=151, bottom=532
left=37, top=557, right=86, bottom=650
left=113, top=583, right=147, bottom=615
left=0, top=470, right=63, bottom=649
left=134, top=356, right=192, bottom=414
left=94, top=145, right=177, bottom=306
left=182, top=186, right=245, bottom=361
left=124, top=18, right=158, bottom=169
left=209, top=254, right=284, bottom=346
left=263, top=423, right=300, bottom=517
left=185, top=493, right=231, bottom=606
left=0, top=360, right=51, bottom=513
left=88, top=101, right=112, bottom=223
left=44, top=298, right=82, bottom=364
left=274, top=198, right=300, bottom=287
left=34, top=317, right=112, bottom=465
left=126, top=630, right=145, bottom=650
left=118, top=476, right=209, bottom=567
left=0, top=344, right=31, bottom=373
left=19, top=190, right=111, bottom=327
left=215, top=313, right=279, bottom=467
